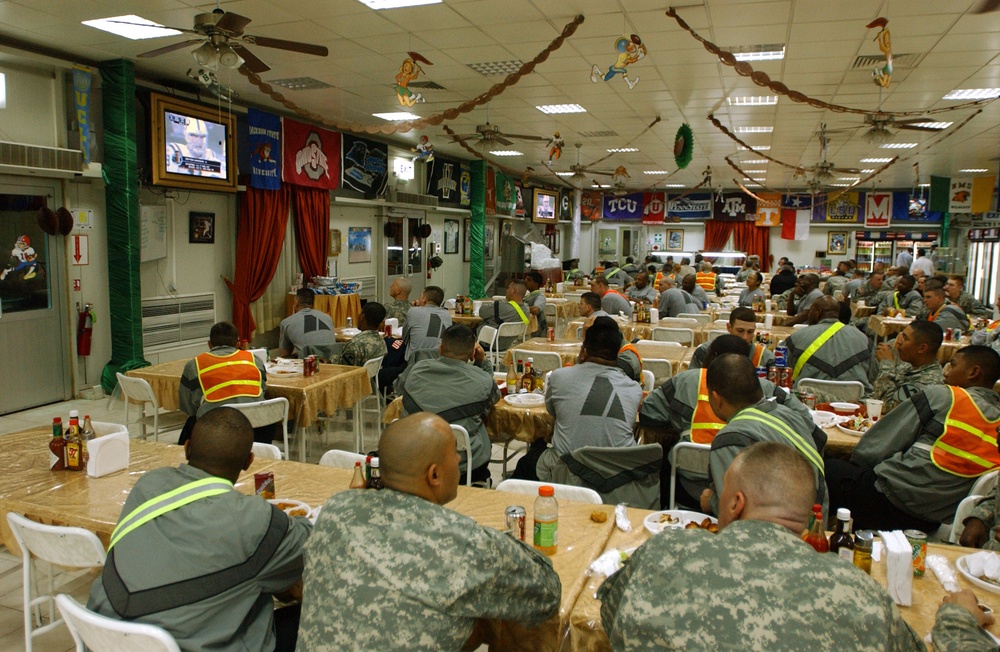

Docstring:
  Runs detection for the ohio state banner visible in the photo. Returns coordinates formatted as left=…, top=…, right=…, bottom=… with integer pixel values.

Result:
left=282, top=118, right=339, bottom=190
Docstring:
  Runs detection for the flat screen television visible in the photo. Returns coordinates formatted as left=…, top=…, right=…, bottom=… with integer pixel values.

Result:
left=150, top=93, right=237, bottom=192
left=532, top=188, right=558, bottom=224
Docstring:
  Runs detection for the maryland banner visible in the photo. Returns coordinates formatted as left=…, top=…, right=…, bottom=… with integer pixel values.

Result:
left=247, top=108, right=281, bottom=190
left=581, top=190, right=603, bottom=221
left=341, top=134, right=388, bottom=196
left=754, top=193, right=781, bottom=226
left=713, top=193, right=757, bottom=221
left=865, top=191, right=891, bottom=228
left=642, top=192, right=665, bottom=224
left=282, top=118, right=339, bottom=190
left=602, top=192, right=644, bottom=221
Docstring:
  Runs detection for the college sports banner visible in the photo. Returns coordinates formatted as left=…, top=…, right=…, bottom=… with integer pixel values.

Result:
left=494, top=169, right=515, bottom=217
left=514, top=181, right=527, bottom=217
left=642, top=192, right=665, bottom=224
left=72, top=65, right=92, bottom=165
left=754, top=193, right=781, bottom=227
left=865, top=191, right=891, bottom=228
left=667, top=192, right=712, bottom=221
left=559, top=188, right=573, bottom=221
left=713, top=193, right=757, bottom=221
left=602, top=192, right=644, bottom=221
left=484, top=165, right=497, bottom=214
left=341, top=134, right=388, bottom=196
left=247, top=108, right=281, bottom=190
left=282, top=118, right=339, bottom=190
left=581, top=190, right=602, bottom=221
left=426, top=156, right=461, bottom=205
left=811, top=192, right=861, bottom=223
left=459, top=163, right=471, bottom=207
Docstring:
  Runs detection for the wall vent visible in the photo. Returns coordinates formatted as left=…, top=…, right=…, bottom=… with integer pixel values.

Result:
left=396, top=191, right=439, bottom=207
left=0, top=141, right=83, bottom=178
left=142, top=293, right=215, bottom=352
left=852, top=52, right=921, bottom=70
left=342, top=275, right=377, bottom=302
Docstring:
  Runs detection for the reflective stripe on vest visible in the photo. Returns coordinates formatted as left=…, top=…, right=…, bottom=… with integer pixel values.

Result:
left=729, top=407, right=825, bottom=473
left=792, top=321, right=844, bottom=380
left=620, top=342, right=643, bottom=373
left=509, top=301, right=530, bottom=324
left=109, top=477, right=233, bottom=550
left=930, top=387, right=1000, bottom=478
left=695, top=272, right=716, bottom=291
left=894, top=293, right=901, bottom=310
left=751, top=344, right=765, bottom=367
left=195, top=350, right=262, bottom=403
left=606, top=267, right=622, bottom=280
left=691, top=369, right=727, bottom=444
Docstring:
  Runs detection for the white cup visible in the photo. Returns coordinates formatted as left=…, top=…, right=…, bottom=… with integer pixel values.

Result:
left=857, top=299, right=866, bottom=307
left=473, top=301, right=483, bottom=313
left=556, top=283, right=564, bottom=293
left=765, top=299, right=772, bottom=311
left=649, top=308, right=659, bottom=324
left=764, top=313, right=774, bottom=329
left=866, top=399, right=884, bottom=422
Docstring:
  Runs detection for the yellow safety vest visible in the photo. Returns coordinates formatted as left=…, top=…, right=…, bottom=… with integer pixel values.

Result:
left=509, top=301, right=529, bottom=324
left=109, top=477, right=233, bottom=550
left=792, top=321, right=844, bottom=380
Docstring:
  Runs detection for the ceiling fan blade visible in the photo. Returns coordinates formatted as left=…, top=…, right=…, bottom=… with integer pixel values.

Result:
left=248, top=36, right=329, bottom=57
left=214, top=11, right=252, bottom=36
left=504, top=133, right=548, bottom=142
left=138, top=39, right=204, bottom=58
left=232, top=43, right=270, bottom=73
left=108, top=20, right=201, bottom=36
left=588, top=170, right=614, bottom=177
left=494, top=135, right=514, bottom=147
left=832, top=167, right=863, bottom=174
left=449, top=133, right=480, bottom=140
left=973, top=0, right=1000, bottom=13
left=896, top=124, right=944, bottom=132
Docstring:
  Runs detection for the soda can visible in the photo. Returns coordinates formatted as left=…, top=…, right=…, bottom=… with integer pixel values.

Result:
left=767, top=365, right=778, bottom=384
left=904, top=529, right=927, bottom=576
left=385, top=324, right=393, bottom=337
left=779, top=366, right=794, bottom=389
left=756, top=366, right=768, bottom=379
left=505, top=505, right=527, bottom=541
left=304, top=355, right=317, bottom=377
left=547, top=326, right=556, bottom=342
left=346, top=316, right=353, bottom=329
left=774, top=345, right=788, bottom=367
left=254, top=471, right=275, bottom=500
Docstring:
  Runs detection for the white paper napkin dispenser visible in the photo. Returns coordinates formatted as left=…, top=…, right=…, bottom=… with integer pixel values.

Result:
left=87, top=430, right=130, bottom=478
left=878, top=530, right=913, bottom=606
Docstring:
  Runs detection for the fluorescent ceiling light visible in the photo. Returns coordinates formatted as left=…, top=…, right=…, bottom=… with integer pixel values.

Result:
left=838, top=177, right=860, bottom=181
left=731, top=46, right=786, bottom=62
left=943, top=88, right=1000, bottom=100
left=489, top=150, right=523, bottom=157
left=743, top=159, right=768, bottom=164
left=919, top=183, right=930, bottom=187
left=82, top=14, right=181, bottom=40
left=959, top=168, right=989, bottom=173
left=555, top=172, right=574, bottom=177
left=831, top=183, right=852, bottom=187
left=860, top=169, right=875, bottom=173
left=743, top=169, right=766, bottom=174
left=728, top=95, right=778, bottom=106
left=909, top=121, right=952, bottom=129
left=879, top=143, right=917, bottom=149
left=662, top=184, right=685, bottom=188
left=0, top=73, right=5, bottom=109
left=736, top=126, right=773, bottom=133
left=535, top=103, right=586, bottom=114
left=599, top=184, right=612, bottom=188
left=373, top=112, right=420, bottom=120
left=861, top=157, right=892, bottom=163
left=607, top=147, right=638, bottom=153
left=355, top=0, right=442, bottom=9
left=739, top=145, right=770, bottom=151
left=643, top=170, right=669, bottom=175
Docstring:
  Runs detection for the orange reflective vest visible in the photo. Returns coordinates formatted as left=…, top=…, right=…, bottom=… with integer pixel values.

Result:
left=691, top=369, right=727, bottom=444
left=930, top=387, right=1000, bottom=478
left=750, top=343, right=766, bottom=367
left=695, top=271, right=716, bottom=292
left=195, top=350, right=262, bottom=403
left=620, top=342, right=643, bottom=373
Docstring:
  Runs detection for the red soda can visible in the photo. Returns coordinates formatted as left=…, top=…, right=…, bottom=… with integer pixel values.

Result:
left=385, top=324, right=393, bottom=337
left=547, top=326, right=555, bottom=342
left=304, top=355, right=316, bottom=377
left=767, top=365, right=778, bottom=384
left=779, top=366, right=793, bottom=389
left=254, top=471, right=275, bottom=499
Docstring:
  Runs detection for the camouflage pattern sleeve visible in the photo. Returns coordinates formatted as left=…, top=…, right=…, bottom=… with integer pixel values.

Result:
left=930, top=603, right=999, bottom=652
left=968, top=485, right=999, bottom=535
left=339, top=331, right=388, bottom=367
left=871, top=359, right=908, bottom=413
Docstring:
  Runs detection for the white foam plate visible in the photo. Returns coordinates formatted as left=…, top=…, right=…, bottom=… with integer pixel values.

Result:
left=643, top=510, right=717, bottom=535
left=504, top=393, right=545, bottom=406
left=836, top=423, right=869, bottom=437
left=268, top=498, right=312, bottom=518
left=957, top=553, right=1000, bottom=596
left=810, top=410, right=839, bottom=428
left=339, top=328, right=362, bottom=336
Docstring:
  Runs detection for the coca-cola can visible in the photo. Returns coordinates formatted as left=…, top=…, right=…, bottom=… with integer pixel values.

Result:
left=547, top=326, right=556, bottom=342
left=505, top=505, right=526, bottom=541
left=779, top=366, right=794, bottom=389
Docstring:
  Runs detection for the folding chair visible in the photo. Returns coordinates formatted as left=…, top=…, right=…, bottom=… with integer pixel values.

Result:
left=354, top=356, right=385, bottom=454
left=496, top=479, right=602, bottom=504
left=510, top=350, right=563, bottom=376
left=943, top=471, right=998, bottom=543
left=451, top=424, right=474, bottom=487
left=668, top=441, right=712, bottom=509
left=643, top=358, right=674, bottom=388
left=795, top=378, right=865, bottom=403
left=678, top=312, right=711, bottom=325
left=497, top=321, right=529, bottom=350
left=229, top=397, right=290, bottom=460
left=56, top=594, right=180, bottom=652
left=115, top=373, right=188, bottom=441
left=641, top=370, right=655, bottom=391
left=544, top=303, right=559, bottom=335
left=318, top=449, right=368, bottom=469
left=706, top=329, right=728, bottom=343
left=251, top=442, right=283, bottom=460
left=478, top=325, right=500, bottom=367
left=651, top=327, right=695, bottom=346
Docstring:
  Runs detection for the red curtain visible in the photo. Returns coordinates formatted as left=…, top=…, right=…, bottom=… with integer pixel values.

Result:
left=704, top=221, right=733, bottom=257
left=226, top=185, right=291, bottom=341
left=292, top=186, right=330, bottom=282
left=732, top=222, right=771, bottom=272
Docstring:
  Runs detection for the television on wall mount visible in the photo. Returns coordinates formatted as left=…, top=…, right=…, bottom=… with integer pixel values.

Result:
left=150, top=93, right=237, bottom=193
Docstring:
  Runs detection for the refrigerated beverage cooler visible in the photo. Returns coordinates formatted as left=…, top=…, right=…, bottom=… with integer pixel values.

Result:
left=853, top=231, right=938, bottom=272
left=968, top=228, right=1000, bottom=307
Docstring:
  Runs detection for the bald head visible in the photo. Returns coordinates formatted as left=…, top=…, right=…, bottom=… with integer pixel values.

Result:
left=186, top=408, right=254, bottom=482
left=808, top=295, right=841, bottom=323
left=379, top=412, right=459, bottom=504
left=390, top=277, right=412, bottom=299
left=719, top=442, right=816, bottom=532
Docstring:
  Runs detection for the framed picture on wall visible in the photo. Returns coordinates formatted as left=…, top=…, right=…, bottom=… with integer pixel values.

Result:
left=828, top=231, right=848, bottom=255
left=501, top=221, right=512, bottom=239
left=189, top=211, right=215, bottom=244
left=348, top=227, right=372, bottom=263
left=444, top=219, right=459, bottom=254
left=666, top=229, right=683, bottom=252
left=463, top=218, right=471, bottom=262
left=484, top=221, right=496, bottom=260
left=598, top=228, right=616, bottom=256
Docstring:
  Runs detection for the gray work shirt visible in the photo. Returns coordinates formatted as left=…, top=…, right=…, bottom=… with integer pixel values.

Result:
left=601, top=291, right=633, bottom=318
left=546, top=362, right=642, bottom=456
left=524, top=289, right=547, bottom=337
left=279, top=308, right=335, bottom=354
left=403, top=305, right=453, bottom=362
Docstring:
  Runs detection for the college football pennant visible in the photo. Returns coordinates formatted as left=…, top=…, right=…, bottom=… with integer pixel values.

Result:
left=341, top=134, right=388, bottom=196
left=642, top=192, right=665, bottom=224
left=754, top=193, right=781, bottom=227
left=426, top=156, right=462, bottom=205
left=666, top=192, right=712, bottom=221
left=282, top=118, right=339, bottom=190
left=602, top=192, right=644, bottom=221
left=713, top=193, right=757, bottom=221
left=247, top=108, right=281, bottom=190
left=865, top=192, right=892, bottom=228
left=581, top=190, right=603, bottom=221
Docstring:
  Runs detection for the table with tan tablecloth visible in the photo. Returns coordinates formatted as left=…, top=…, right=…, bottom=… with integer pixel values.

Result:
left=453, top=313, right=538, bottom=335
left=286, top=292, right=361, bottom=328
left=754, top=311, right=794, bottom=327
left=498, top=338, right=691, bottom=377
left=868, top=315, right=913, bottom=339
left=384, top=395, right=554, bottom=445
left=503, top=339, right=582, bottom=368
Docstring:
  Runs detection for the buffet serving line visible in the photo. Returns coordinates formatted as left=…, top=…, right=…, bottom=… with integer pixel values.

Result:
left=0, top=427, right=994, bottom=651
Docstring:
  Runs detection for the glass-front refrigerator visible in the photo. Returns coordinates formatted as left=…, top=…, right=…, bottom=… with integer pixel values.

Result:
left=853, top=231, right=937, bottom=270
left=968, top=228, right=1000, bottom=305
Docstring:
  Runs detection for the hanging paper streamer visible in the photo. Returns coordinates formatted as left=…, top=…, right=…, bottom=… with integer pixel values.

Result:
left=590, top=34, right=646, bottom=89
left=394, top=52, right=432, bottom=108
left=674, top=123, right=693, bottom=169
left=867, top=18, right=892, bottom=88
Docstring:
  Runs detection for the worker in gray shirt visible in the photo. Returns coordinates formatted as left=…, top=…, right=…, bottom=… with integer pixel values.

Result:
left=478, top=280, right=531, bottom=350
left=657, top=276, right=692, bottom=317
left=785, top=273, right=824, bottom=326
left=737, top=272, right=765, bottom=309
left=403, top=285, right=453, bottom=362
left=524, top=271, right=547, bottom=337
left=277, top=288, right=335, bottom=357
left=627, top=271, right=657, bottom=304
left=682, top=274, right=709, bottom=309
left=592, top=275, right=633, bottom=318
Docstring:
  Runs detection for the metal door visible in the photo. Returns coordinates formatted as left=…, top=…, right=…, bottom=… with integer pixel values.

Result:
left=0, top=183, right=71, bottom=414
left=383, top=208, right=426, bottom=301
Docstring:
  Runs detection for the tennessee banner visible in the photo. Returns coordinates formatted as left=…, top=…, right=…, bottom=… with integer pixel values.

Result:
left=247, top=108, right=281, bottom=190
left=755, top=193, right=781, bottom=226
left=282, top=118, right=339, bottom=190
left=642, top=192, right=665, bottom=224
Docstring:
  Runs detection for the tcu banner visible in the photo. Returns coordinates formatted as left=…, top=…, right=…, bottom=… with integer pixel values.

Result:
left=602, top=192, right=644, bottom=221
left=282, top=118, right=339, bottom=190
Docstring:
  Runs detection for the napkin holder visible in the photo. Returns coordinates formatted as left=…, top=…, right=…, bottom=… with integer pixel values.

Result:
left=87, top=431, right=130, bottom=478
left=556, top=282, right=564, bottom=293
left=649, top=308, right=659, bottom=324
left=878, top=530, right=913, bottom=606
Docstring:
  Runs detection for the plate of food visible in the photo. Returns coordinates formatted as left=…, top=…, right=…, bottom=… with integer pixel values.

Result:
left=643, top=510, right=718, bottom=535
left=836, top=414, right=874, bottom=437
left=957, top=552, right=1000, bottom=596
left=504, top=393, right=545, bottom=406
left=810, top=410, right=839, bottom=429
left=268, top=499, right=312, bottom=518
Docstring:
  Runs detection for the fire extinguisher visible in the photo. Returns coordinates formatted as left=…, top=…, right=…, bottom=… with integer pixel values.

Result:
left=77, top=303, right=94, bottom=357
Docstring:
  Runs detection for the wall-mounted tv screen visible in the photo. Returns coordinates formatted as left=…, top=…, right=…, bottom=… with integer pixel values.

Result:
left=533, top=188, right=559, bottom=224
left=150, top=93, right=237, bottom=192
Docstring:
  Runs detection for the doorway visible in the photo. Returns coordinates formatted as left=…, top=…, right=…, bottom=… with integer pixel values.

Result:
left=383, top=208, right=426, bottom=302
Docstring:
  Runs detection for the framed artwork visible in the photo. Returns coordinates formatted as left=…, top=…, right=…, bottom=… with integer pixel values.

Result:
left=348, top=227, right=372, bottom=263
left=463, top=217, right=471, bottom=262
left=501, top=221, right=512, bottom=239
left=443, top=219, right=459, bottom=254
left=598, top=228, right=617, bottom=256
left=827, top=231, right=848, bottom=255
left=329, top=228, right=342, bottom=256
left=484, top=221, right=496, bottom=260
left=666, top=229, right=684, bottom=252
left=189, top=211, right=215, bottom=244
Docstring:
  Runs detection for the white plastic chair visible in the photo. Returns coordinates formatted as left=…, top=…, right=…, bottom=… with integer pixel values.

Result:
left=115, top=372, right=188, bottom=441
left=318, top=449, right=368, bottom=469
left=229, top=397, right=290, bottom=460
left=544, top=303, right=559, bottom=335
left=706, top=329, right=728, bottom=343
left=716, top=311, right=731, bottom=322
left=712, top=319, right=730, bottom=328
left=678, top=312, right=711, bottom=325
left=249, top=348, right=268, bottom=366
left=251, top=442, right=283, bottom=460
left=668, top=441, right=712, bottom=509
left=658, top=317, right=699, bottom=327
left=643, top=358, right=674, bottom=388
left=451, top=424, right=474, bottom=486
left=945, top=471, right=999, bottom=543
left=641, top=369, right=655, bottom=391
left=795, top=378, right=865, bottom=402
left=511, top=350, right=563, bottom=375
left=497, top=321, right=529, bottom=350
left=652, top=327, right=695, bottom=346
left=478, top=325, right=500, bottom=367
left=496, top=479, right=602, bottom=504
left=55, top=594, right=181, bottom=652
left=6, top=513, right=107, bottom=652
left=355, top=356, right=385, bottom=454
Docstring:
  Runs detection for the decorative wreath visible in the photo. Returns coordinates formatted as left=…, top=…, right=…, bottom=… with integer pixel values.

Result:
left=674, top=123, right=694, bottom=169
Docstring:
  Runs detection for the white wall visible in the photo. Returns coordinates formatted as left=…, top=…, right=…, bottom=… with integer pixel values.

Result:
left=0, top=64, right=61, bottom=146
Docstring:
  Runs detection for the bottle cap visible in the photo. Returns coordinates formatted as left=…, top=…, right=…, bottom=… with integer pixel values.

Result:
left=53, top=417, right=62, bottom=424
left=538, top=485, right=554, bottom=497
left=370, top=458, right=379, bottom=468
left=69, top=410, right=79, bottom=418
left=837, top=508, right=851, bottom=521
left=354, top=461, right=361, bottom=467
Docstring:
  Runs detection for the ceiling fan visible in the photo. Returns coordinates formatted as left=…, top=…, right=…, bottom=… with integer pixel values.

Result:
left=542, top=143, right=614, bottom=188
left=120, top=8, right=329, bottom=73
left=447, top=105, right=548, bottom=148
left=801, top=123, right=862, bottom=181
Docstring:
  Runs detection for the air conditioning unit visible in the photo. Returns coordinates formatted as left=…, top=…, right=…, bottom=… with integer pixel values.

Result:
left=141, top=293, right=215, bottom=352
left=396, top=191, right=439, bottom=208
left=0, top=141, right=84, bottom=179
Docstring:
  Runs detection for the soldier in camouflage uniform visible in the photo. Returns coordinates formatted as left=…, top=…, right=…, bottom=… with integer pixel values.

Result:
left=298, top=413, right=561, bottom=651
left=822, top=261, right=851, bottom=297
left=598, top=442, right=995, bottom=652
left=853, top=270, right=885, bottom=301
left=384, top=277, right=412, bottom=327
left=333, top=302, right=388, bottom=367
left=871, top=321, right=944, bottom=415
left=946, top=275, right=993, bottom=318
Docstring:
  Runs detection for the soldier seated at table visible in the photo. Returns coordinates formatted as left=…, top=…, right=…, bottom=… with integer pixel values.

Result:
left=384, top=277, right=412, bottom=328
left=396, top=325, right=498, bottom=486
left=626, top=271, right=657, bottom=304
left=784, top=273, right=824, bottom=326
left=598, top=442, right=994, bottom=652
left=823, top=261, right=851, bottom=297
left=512, top=317, right=642, bottom=481
left=592, top=275, right=633, bottom=318
left=784, top=296, right=873, bottom=396
left=577, top=314, right=642, bottom=383
left=478, top=279, right=531, bottom=351
left=331, top=302, right=387, bottom=367
left=688, top=307, right=775, bottom=370
left=404, top=285, right=453, bottom=363
left=297, top=413, right=561, bottom=650
left=826, top=346, right=1000, bottom=532
left=871, top=320, right=944, bottom=416
left=178, top=321, right=269, bottom=445
left=88, top=408, right=312, bottom=652
left=852, top=270, right=884, bottom=301
left=682, top=273, right=709, bottom=309
left=278, top=288, right=335, bottom=358
left=579, top=291, right=610, bottom=319
left=657, top=275, right=700, bottom=318
left=946, top=274, right=993, bottom=319
left=737, top=272, right=765, bottom=309
left=918, top=280, right=970, bottom=335
left=524, top=271, right=547, bottom=338
left=876, top=274, right=924, bottom=317
left=377, top=334, right=407, bottom=400
left=843, top=267, right=866, bottom=299
left=961, top=466, right=1000, bottom=551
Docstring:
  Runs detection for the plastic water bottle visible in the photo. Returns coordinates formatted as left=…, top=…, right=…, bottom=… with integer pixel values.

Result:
left=533, top=485, right=558, bottom=555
